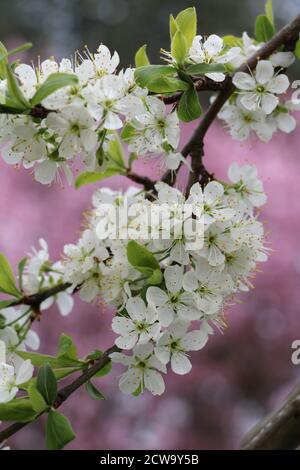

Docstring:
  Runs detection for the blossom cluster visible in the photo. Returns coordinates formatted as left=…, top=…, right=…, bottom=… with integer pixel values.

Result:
left=214, top=33, right=299, bottom=141
left=0, top=45, right=182, bottom=183
left=0, top=162, right=268, bottom=397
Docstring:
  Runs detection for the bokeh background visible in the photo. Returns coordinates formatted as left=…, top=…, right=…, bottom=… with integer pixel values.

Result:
left=1, top=0, right=300, bottom=450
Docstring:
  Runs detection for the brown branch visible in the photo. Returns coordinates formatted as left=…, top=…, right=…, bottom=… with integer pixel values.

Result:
left=126, top=169, right=156, bottom=191
left=162, top=77, right=226, bottom=105
left=162, top=13, right=300, bottom=191
left=241, top=381, right=300, bottom=450
left=9, top=282, right=72, bottom=308
left=0, top=345, right=119, bottom=443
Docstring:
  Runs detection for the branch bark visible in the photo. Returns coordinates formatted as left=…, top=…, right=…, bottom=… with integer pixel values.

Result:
left=0, top=345, right=119, bottom=443
left=241, top=381, right=300, bottom=450
left=162, top=13, right=300, bottom=191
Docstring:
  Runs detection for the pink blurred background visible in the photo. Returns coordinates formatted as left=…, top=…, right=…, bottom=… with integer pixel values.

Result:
left=1, top=116, right=300, bottom=449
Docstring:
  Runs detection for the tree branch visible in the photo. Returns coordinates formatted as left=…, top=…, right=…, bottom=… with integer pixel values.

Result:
left=9, top=282, right=72, bottom=308
left=162, top=13, right=300, bottom=191
left=241, top=381, right=300, bottom=450
left=161, top=76, right=226, bottom=105
left=0, top=345, right=119, bottom=443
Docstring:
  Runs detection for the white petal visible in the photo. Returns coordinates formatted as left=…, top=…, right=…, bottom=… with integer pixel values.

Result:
left=34, top=161, right=57, bottom=184
left=146, top=286, right=168, bottom=307
left=276, top=113, right=296, bottom=133
left=57, top=292, right=74, bottom=316
left=180, top=330, right=208, bottom=351
left=157, top=306, right=175, bottom=327
left=204, top=35, right=223, bottom=56
left=110, top=352, right=133, bottom=366
left=15, top=360, right=34, bottom=385
left=164, top=265, right=183, bottom=293
left=126, top=297, right=146, bottom=321
left=154, top=346, right=170, bottom=364
left=144, top=369, right=165, bottom=395
left=104, top=112, right=123, bottom=130
left=25, top=330, right=40, bottom=350
left=171, top=352, right=192, bottom=375
left=266, top=74, right=289, bottom=94
left=115, top=332, right=138, bottom=350
left=232, top=72, right=255, bottom=90
left=119, top=368, right=141, bottom=394
left=261, top=94, right=278, bottom=114
left=112, top=317, right=134, bottom=335
left=270, top=51, right=295, bottom=68
left=255, top=60, right=274, bottom=84
left=204, top=181, right=224, bottom=204
left=182, top=270, right=198, bottom=292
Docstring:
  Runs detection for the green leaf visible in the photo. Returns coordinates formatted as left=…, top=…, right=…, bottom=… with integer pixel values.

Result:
left=85, top=349, right=103, bottom=361
left=169, top=14, right=178, bottom=42
left=0, top=42, right=8, bottom=79
left=30, top=72, right=78, bottom=106
left=107, top=134, right=126, bottom=169
left=222, top=35, right=243, bottom=48
left=127, top=241, right=159, bottom=271
left=147, top=269, right=163, bottom=286
left=144, top=76, right=188, bottom=93
left=75, top=168, right=122, bottom=189
left=177, top=87, right=202, bottom=122
left=135, top=44, right=150, bottom=68
left=36, top=364, right=57, bottom=406
left=28, top=384, right=48, bottom=413
left=128, top=152, right=137, bottom=169
left=18, top=257, right=27, bottom=292
left=174, top=7, right=197, bottom=49
left=46, top=410, right=75, bottom=450
left=5, top=63, right=30, bottom=110
left=121, top=123, right=137, bottom=143
left=0, top=398, right=38, bottom=422
left=132, top=383, right=142, bottom=396
left=295, top=37, right=300, bottom=59
left=265, top=0, right=274, bottom=27
left=17, top=350, right=83, bottom=368
left=185, top=63, right=227, bottom=76
left=86, top=381, right=106, bottom=400
left=94, top=359, right=112, bottom=377
left=254, top=15, right=275, bottom=42
left=0, top=300, right=15, bottom=309
left=0, top=42, right=32, bottom=63
left=57, top=334, right=78, bottom=360
left=171, top=29, right=188, bottom=65
left=0, top=253, right=21, bottom=297
left=134, top=65, right=176, bottom=89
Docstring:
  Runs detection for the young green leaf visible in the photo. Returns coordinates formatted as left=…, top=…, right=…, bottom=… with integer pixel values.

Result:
left=171, top=29, right=188, bottom=65
left=127, top=241, right=160, bottom=273
left=169, top=14, right=178, bottom=42
left=143, top=76, right=188, bottom=93
left=135, top=44, right=150, bottom=68
left=0, top=398, right=38, bottom=422
left=107, top=134, right=126, bottom=169
left=0, top=300, right=15, bottom=309
left=0, top=42, right=32, bottom=63
left=30, top=72, right=78, bottom=106
left=121, top=123, right=136, bottom=142
left=254, top=15, right=275, bottom=42
left=134, top=65, right=176, bottom=88
left=86, top=381, right=106, bottom=400
left=28, top=384, right=48, bottom=413
left=222, top=35, right=243, bottom=48
left=94, top=358, right=112, bottom=377
left=18, top=257, right=27, bottom=292
left=0, top=42, right=8, bottom=79
left=5, top=63, right=30, bottom=110
left=175, top=7, right=197, bottom=49
left=36, top=363, right=57, bottom=406
left=17, top=350, right=83, bottom=368
left=177, top=87, right=202, bottom=122
left=57, top=334, right=78, bottom=360
left=147, top=268, right=163, bottom=286
left=265, top=0, right=274, bottom=27
left=128, top=152, right=137, bottom=169
left=46, top=410, right=75, bottom=450
left=75, top=168, right=122, bottom=189
left=185, top=63, right=226, bottom=75
left=0, top=253, right=21, bottom=297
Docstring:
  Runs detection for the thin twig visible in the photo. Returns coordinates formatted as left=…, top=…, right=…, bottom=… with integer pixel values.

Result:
left=162, top=13, right=300, bottom=191
left=0, top=345, right=119, bottom=443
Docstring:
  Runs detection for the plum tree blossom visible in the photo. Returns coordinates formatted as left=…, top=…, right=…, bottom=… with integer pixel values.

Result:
left=0, top=2, right=299, bottom=451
